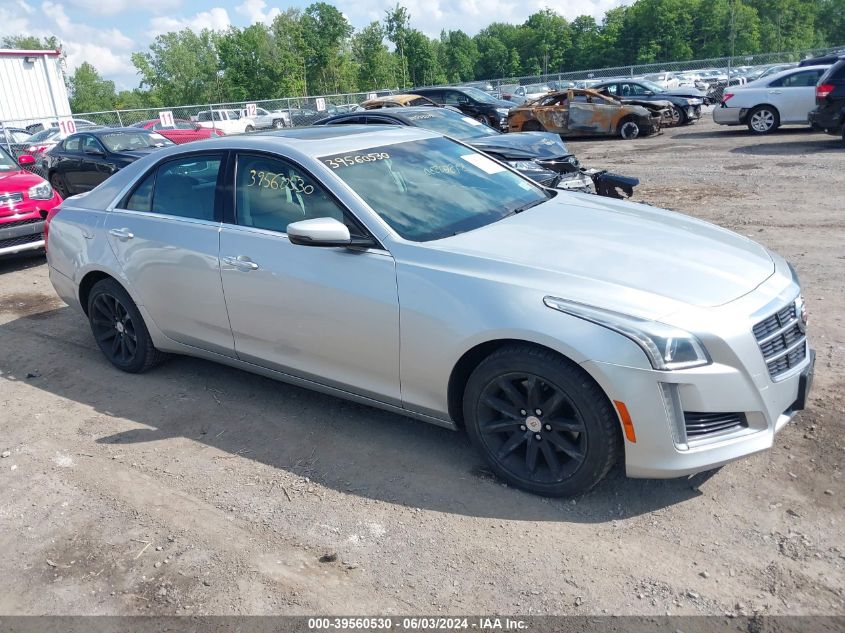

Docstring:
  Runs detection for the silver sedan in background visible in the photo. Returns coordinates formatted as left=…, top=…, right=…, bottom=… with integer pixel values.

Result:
left=45, top=126, right=814, bottom=496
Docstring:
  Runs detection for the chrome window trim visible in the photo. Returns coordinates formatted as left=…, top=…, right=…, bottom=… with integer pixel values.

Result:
left=109, top=207, right=223, bottom=229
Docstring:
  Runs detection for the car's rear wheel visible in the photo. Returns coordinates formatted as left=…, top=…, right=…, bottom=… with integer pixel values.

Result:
left=463, top=344, right=620, bottom=497
left=272, top=119, right=284, bottom=129
left=245, top=125, right=255, bottom=132
left=88, top=279, right=165, bottom=373
left=50, top=174, right=69, bottom=199
left=521, top=120, right=544, bottom=132
left=747, top=105, right=779, bottom=134
left=618, top=117, right=641, bottom=139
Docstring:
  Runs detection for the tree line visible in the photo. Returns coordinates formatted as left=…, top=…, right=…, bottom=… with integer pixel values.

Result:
left=3, top=0, right=843, bottom=114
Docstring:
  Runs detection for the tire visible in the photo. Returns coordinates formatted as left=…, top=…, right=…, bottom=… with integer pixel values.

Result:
left=475, top=115, right=490, bottom=126
left=618, top=117, right=641, bottom=139
left=272, top=119, right=284, bottom=129
left=87, top=278, right=166, bottom=374
left=670, top=105, right=688, bottom=126
left=50, top=173, right=69, bottom=199
left=746, top=105, right=779, bottom=134
left=245, top=125, right=255, bottom=133
left=521, top=120, right=544, bottom=132
left=462, top=344, right=621, bottom=497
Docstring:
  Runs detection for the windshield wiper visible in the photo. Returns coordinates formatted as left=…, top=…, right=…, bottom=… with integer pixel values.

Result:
left=500, top=197, right=547, bottom=220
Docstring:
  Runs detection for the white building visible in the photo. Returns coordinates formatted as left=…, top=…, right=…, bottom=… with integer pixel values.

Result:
left=0, top=48, right=71, bottom=128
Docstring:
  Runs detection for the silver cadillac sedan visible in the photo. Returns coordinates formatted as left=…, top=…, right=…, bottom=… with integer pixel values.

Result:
left=46, top=126, right=814, bottom=496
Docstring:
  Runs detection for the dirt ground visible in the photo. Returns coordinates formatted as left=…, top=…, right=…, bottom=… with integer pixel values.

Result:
left=0, top=115, right=843, bottom=617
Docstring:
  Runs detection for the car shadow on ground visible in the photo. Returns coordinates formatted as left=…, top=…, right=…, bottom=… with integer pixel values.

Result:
left=673, top=127, right=820, bottom=141
left=730, top=137, right=844, bottom=156
left=0, top=252, right=45, bottom=275
left=0, top=305, right=717, bottom=523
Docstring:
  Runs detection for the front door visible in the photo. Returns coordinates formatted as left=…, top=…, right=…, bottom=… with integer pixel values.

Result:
left=78, top=134, right=117, bottom=191
left=105, top=152, right=235, bottom=357
left=218, top=152, right=401, bottom=404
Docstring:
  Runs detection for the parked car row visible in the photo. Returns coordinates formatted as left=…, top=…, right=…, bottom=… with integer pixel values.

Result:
left=713, top=58, right=845, bottom=139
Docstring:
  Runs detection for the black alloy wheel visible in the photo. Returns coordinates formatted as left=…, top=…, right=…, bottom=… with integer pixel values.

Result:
left=87, top=278, right=165, bottom=373
left=464, top=345, right=620, bottom=496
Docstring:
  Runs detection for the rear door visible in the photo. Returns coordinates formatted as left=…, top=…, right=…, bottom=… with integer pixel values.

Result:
left=78, top=134, right=117, bottom=191
left=105, top=151, right=235, bottom=357
left=768, top=69, right=827, bottom=122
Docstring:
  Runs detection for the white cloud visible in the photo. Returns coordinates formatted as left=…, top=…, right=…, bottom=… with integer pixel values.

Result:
left=236, top=0, right=281, bottom=26
left=148, top=7, right=231, bottom=37
left=63, top=0, right=177, bottom=15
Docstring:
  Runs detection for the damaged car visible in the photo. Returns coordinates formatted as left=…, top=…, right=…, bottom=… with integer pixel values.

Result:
left=593, top=79, right=706, bottom=125
left=315, top=106, right=639, bottom=198
left=507, top=89, right=667, bottom=139
left=361, top=94, right=440, bottom=109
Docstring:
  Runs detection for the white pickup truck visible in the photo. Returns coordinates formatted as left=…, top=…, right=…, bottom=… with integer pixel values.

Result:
left=240, top=107, right=291, bottom=129
left=195, top=109, right=255, bottom=135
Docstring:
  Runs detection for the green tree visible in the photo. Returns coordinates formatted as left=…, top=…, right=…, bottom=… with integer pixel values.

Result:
left=301, top=2, right=354, bottom=94
left=404, top=29, right=444, bottom=86
left=384, top=4, right=410, bottom=88
left=218, top=24, right=287, bottom=101
left=132, top=29, right=221, bottom=105
left=521, top=10, right=571, bottom=74
left=440, top=30, right=478, bottom=82
left=1, top=35, right=60, bottom=50
left=353, top=22, right=395, bottom=90
left=68, top=62, right=117, bottom=112
left=270, top=9, right=308, bottom=96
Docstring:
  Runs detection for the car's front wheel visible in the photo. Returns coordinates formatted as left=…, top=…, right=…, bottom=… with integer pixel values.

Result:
left=618, top=117, right=641, bottom=139
left=50, top=174, right=69, bottom=199
left=272, top=119, right=285, bottom=129
left=245, top=125, right=255, bottom=133
left=747, top=105, right=779, bottom=134
left=670, top=105, right=688, bottom=126
left=463, top=344, right=620, bottom=497
left=87, top=278, right=165, bottom=373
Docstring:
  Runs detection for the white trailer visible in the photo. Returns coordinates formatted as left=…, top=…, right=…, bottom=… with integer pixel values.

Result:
left=0, top=49, right=71, bottom=129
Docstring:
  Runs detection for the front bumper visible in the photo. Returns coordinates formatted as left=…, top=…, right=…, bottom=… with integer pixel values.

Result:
left=0, top=217, right=45, bottom=257
left=581, top=279, right=814, bottom=479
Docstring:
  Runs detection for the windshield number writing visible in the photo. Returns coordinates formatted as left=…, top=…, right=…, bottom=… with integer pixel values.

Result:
left=323, top=153, right=390, bottom=169
left=424, top=162, right=470, bottom=177
left=248, top=170, right=314, bottom=195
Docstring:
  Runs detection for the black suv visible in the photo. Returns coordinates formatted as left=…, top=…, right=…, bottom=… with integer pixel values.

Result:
left=809, top=58, right=845, bottom=142
left=410, top=86, right=513, bottom=130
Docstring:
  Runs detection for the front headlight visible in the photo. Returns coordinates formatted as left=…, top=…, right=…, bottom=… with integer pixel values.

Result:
left=544, top=296, right=710, bottom=370
left=506, top=160, right=558, bottom=181
left=496, top=108, right=510, bottom=115
left=28, top=181, right=53, bottom=200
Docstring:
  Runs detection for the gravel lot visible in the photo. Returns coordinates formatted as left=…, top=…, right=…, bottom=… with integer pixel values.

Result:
left=0, top=115, right=843, bottom=617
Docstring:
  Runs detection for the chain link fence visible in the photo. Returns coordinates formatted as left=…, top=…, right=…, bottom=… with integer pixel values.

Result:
left=1, top=44, right=842, bottom=182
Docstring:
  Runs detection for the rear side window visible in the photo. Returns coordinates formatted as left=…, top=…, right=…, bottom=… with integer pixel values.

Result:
left=820, top=61, right=845, bottom=82
left=771, top=71, right=822, bottom=87
left=120, top=154, right=222, bottom=220
left=63, top=137, right=81, bottom=152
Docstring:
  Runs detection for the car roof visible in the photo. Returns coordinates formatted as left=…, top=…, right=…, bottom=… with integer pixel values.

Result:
left=67, top=127, right=150, bottom=137
left=746, top=64, right=831, bottom=86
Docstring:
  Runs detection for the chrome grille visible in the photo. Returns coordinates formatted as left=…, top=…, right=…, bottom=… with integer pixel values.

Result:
left=0, top=218, right=42, bottom=229
left=0, top=233, right=43, bottom=249
left=753, top=300, right=807, bottom=380
left=684, top=412, right=747, bottom=439
left=0, top=192, right=24, bottom=207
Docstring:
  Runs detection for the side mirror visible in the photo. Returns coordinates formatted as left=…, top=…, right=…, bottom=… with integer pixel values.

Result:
left=17, top=154, right=35, bottom=166
left=287, top=217, right=354, bottom=247
left=84, top=147, right=105, bottom=156
left=644, top=90, right=654, bottom=96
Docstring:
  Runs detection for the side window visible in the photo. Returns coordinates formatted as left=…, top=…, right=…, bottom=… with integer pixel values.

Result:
left=326, top=116, right=361, bottom=125
left=63, top=136, right=81, bottom=152
left=778, top=71, right=818, bottom=88
left=124, top=170, right=156, bottom=212
left=235, top=154, right=347, bottom=234
left=363, top=116, right=399, bottom=125
left=604, top=84, right=619, bottom=96
left=442, top=91, right=468, bottom=105
left=82, top=135, right=104, bottom=153
left=152, top=155, right=223, bottom=220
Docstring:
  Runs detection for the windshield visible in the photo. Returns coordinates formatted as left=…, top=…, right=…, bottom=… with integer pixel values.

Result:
left=403, top=110, right=497, bottom=140
left=27, top=128, right=59, bottom=142
left=638, top=80, right=666, bottom=93
left=461, top=87, right=498, bottom=104
left=321, top=137, right=548, bottom=242
left=0, top=146, right=18, bottom=170
left=100, top=132, right=173, bottom=152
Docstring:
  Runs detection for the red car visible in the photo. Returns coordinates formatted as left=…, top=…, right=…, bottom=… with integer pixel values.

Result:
left=0, top=147, right=63, bottom=258
left=131, top=119, right=224, bottom=144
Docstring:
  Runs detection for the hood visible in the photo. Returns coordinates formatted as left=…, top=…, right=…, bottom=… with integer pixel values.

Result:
left=469, top=131, right=570, bottom=161
left=663, top=87, right=707, bottom=99
left=492, top=99, right=516, bottom=109
left=0, top=168, right=45, bottom=193
left=427, top=194, right=774, bottom=318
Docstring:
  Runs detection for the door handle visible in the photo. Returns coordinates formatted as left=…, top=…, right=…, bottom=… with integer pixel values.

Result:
left=109, top=228, right=134, bottom=241
left=222, top=255, right=259, bottom=271
left=768, top=90, right=783, bottom=94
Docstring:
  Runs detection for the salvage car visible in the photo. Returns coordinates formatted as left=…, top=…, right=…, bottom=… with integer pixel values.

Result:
left=808, top=58, right=845, bottom=142
left=131, top=119, right=224, bottom=144
left=0, top=146, right=62, bottom=257
left=513, top=83, right=551, bottom=101
left=411, top=86, right=514, bottom=129
left=593, top=79, right=706, bottom=124
left=360, top=94, right=439, bottom=109
left=508, top=89, right=666, bottom=139
left=45, top=126, right=813, bottom=496
left=315, top=106, right=639, bottom=197
left=240, top=107, right=291, bottom=130
left=714, top=65, right=830, bottom=134
left=45, top=128, right=173, bottom=198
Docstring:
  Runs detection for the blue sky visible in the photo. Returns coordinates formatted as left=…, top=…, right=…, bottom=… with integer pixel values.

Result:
left=1, top=0, right=632, bottom=90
